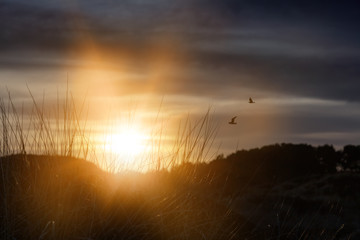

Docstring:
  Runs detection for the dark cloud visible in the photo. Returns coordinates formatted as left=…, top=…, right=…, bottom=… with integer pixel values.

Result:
left=1, top=0, right=360, bottom=104
left=214, top=0, right=360, bottom=24
left=0, top=2, right=114, bottom=52
left=2, top=0, right=360, bottom=51
left=185, top=48, right=360, bottom=101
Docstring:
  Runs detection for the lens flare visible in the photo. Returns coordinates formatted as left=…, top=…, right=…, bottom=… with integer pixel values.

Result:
left=104, top=127, right=149, bottom=159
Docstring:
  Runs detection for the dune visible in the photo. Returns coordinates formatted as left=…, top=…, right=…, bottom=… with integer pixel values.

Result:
left=0, top=154, right=254, bottom=240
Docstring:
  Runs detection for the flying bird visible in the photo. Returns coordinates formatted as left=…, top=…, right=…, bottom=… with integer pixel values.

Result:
left=228, top=116, right=237, bottom=124
left=249, top=97, right=255, bottom=104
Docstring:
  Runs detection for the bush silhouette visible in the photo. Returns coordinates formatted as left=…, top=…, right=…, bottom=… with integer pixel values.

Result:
left=316, top=145, right=340, bottom=173
left=341, top=145, right=360, bottom=171
left=174, top=143, right=360, bottom=190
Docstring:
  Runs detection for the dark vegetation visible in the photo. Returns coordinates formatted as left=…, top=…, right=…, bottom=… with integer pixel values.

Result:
left=178, top=143, right=360, bottom=188
left=0, top=153, right=254, bottom=240
left=1, top=144, right=359, bottom=239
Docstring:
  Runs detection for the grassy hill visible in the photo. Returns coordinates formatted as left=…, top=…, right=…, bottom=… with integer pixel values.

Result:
left=0, top=154, right=253, bottom=239
left=1, top=146, right=359, bottom=239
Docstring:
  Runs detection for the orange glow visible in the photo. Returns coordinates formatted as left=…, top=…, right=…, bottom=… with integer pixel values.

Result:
left=105, top=127, right=149, bottom=157
left=101, top=123, right=151, bottom=168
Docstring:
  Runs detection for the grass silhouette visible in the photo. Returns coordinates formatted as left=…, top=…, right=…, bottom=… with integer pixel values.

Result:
left=0, top=87, right=243, bottom=240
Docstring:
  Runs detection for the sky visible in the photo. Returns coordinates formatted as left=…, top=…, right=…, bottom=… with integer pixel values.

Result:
left=1, top=0, right=360, bottom=158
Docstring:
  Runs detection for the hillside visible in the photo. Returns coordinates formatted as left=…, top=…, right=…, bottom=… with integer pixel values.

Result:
left=1, top=143, right=360, bottom=239
left=0, top=154, right=252, bottom=239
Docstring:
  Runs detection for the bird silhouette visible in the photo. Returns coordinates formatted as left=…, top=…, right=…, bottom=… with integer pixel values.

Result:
left=249, top=97, right=255, bottom=103
left=228, top=116, right=237, bottom=124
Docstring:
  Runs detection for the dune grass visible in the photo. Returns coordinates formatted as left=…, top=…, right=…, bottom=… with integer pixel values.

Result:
left=0, top=87, right=243, bottom=240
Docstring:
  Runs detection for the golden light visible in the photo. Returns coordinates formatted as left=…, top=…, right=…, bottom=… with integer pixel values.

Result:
left=104, top=126, right=150, bottom=160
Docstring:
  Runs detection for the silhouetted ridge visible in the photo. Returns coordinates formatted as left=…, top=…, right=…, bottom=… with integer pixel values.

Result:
left=1, top=145, right=359, bottom=239
left=172, top=143, right=360, bottom=188
left=0, top=154, right=161, bottom=240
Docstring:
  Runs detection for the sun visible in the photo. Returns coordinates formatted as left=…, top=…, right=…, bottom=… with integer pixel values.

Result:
left=104, top=127, right=149, bottom=159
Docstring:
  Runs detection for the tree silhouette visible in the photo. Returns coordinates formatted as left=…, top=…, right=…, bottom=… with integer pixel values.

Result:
left=316, top=145, right=339, bottom=173
left=341, top=145, right=360, bottom=171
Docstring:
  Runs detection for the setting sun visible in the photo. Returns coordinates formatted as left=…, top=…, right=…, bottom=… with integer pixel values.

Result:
left=104, top=127, right=149, bottom=159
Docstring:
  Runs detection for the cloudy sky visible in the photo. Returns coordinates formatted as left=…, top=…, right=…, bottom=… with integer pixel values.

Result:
left=1, top=0, right=360, bottom=156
